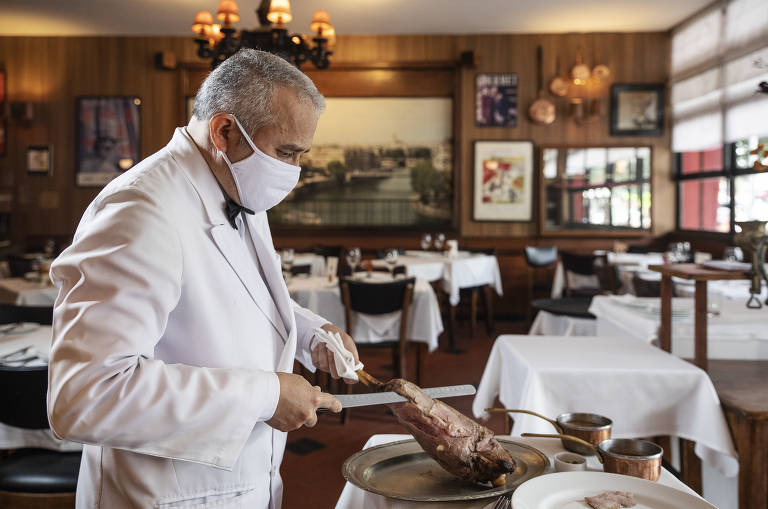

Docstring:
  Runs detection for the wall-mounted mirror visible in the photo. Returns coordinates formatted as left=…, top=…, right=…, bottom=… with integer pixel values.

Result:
left=540, top=146, right=652, bottom=236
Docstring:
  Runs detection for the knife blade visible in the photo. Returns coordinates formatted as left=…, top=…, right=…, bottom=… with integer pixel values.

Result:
left=332, top=384, right=476, bottom=409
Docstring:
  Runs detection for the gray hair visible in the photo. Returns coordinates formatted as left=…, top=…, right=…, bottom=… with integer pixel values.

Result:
left=192, top=49, right=325, bottom=136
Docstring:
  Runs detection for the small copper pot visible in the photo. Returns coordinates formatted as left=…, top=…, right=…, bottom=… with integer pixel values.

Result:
left=522, top=433, right=663, bottom=482
left=486, top=408, right=612, bottom=456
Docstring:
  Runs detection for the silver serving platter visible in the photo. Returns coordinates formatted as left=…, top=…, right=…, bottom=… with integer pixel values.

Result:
left=342, top=439, right=548, bottom=502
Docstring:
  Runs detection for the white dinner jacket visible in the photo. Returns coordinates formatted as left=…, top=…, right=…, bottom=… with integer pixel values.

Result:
left=47, top=127, right=326, bottom=509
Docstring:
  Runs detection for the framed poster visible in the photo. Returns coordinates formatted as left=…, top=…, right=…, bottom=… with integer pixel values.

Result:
left=473, top=140, right=534, bottom=222
left=27, top=145, right=52, bottom=175
left=475, top=73, right=518, bottom=127
left=76, top=96, right=141, bottom=187
left=610, top=83, right=665, bottom=136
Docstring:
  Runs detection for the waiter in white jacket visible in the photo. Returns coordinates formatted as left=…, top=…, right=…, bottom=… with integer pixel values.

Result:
left=47, top=49, right=359, bottom=508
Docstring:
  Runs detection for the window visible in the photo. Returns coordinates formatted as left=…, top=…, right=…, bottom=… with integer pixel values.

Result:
left=541, top=146, right=651, bottom=234
left=675, top=136, right=768, bottom=233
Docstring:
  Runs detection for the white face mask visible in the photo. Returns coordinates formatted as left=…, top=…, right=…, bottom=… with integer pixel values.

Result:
left=216, top=115, right=301, bottom=213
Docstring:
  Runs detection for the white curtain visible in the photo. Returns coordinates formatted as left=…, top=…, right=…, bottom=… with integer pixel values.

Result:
left=671, top=0, right=768, bottom=151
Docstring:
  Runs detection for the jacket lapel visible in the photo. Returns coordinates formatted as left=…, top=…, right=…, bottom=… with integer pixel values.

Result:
left=165, top=128, right=289, bottom=343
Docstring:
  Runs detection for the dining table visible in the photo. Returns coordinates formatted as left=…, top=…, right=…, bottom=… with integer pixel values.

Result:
left=334, top=433, right=704, bottom=509
left=589, top=294, right=768, bottom=360
left=0, top=277, right=58, bottom=306
left=472, top=335, right=738, bottom=480
left=0, top=324, right=81, bottom=451
left=288, top=274, right=444, bottom=351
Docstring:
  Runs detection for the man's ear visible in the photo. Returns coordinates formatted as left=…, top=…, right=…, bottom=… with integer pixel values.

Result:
left=209, top=113, right=239, bottom=153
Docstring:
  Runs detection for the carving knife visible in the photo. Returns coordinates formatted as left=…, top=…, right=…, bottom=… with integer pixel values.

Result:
left=331, top=384, right=476, bottom=409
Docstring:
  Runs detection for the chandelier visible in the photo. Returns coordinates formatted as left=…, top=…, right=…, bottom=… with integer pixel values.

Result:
left=191, top=0, right=335, bottom=69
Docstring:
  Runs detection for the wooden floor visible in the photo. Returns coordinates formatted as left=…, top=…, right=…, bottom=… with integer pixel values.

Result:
left=281, top=319, right=526, bottom=509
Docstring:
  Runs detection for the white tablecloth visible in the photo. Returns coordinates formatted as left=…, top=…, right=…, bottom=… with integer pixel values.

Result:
left=289, top=275, right=443, bottom=351
left=374, top=251, right=503, bottom=306
left=292, top=253, right=327, bottom=276
left=528, top=310, right=596, bottom=336
left=0, top=325, right=81, bottom=451
left=472, top=335, right=738, bottom=477
left=0, top=277, right=58, bottom=306
left=334, top=434, right=702, bottom=509
left=589, top=294, right=768, bottom=359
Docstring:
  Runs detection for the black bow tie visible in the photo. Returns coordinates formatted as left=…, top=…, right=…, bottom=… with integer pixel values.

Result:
left=224, top=196, right=255, bottom=230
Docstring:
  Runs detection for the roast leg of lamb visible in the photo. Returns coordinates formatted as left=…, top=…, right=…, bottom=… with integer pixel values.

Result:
left=382, top=378, right=516, bottom=486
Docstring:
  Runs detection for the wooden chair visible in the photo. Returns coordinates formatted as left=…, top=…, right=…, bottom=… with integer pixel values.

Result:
left=524, top=246, right=558, bottom=322
left=6, top=256, right=34, bottom=279
left=290, top=264, right=311, bottom=277
left=0, top=366, right=81, bottom=508
left=632, top=275, right=661, bottom=297
left=560, top=251, right=603, bottom=297
left=339, top=277, right=420, bottom=422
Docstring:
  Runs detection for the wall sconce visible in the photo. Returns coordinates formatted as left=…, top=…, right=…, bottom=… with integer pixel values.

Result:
left=4, top=101, right=34, bottom=126
left=566, top=50, right=611, bottom=124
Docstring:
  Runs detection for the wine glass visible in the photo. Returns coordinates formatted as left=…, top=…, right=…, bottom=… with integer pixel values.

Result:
left=346, top=247, right=361, bottom=276
left=384, top=249, right=399, bottom=277
left=281, top=248, right=295, bottom=280
left=434, top=233, right=446, bottom=251
left=420, top=233, right=432, bottom=251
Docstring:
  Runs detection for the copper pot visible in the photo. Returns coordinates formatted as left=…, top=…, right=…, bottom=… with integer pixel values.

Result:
left=486, top=408, right=612, bottom=456
left=522, top=433, right=663, bottom=481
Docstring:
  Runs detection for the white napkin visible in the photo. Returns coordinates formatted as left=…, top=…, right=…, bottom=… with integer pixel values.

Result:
left=312, top=327, right=363, bottom=381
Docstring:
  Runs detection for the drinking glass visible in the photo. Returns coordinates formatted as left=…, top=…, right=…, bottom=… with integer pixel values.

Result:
left=384, top=249, right=399, bottom=276
left=434, top=233, right=446, bottom=251
left=281, top=248, right=295, bottom=280
left=420, top=233, right=432, bottom=251
left=346, top=247, right=361, bottom=275
left=723, top=246, right=744, bottom=262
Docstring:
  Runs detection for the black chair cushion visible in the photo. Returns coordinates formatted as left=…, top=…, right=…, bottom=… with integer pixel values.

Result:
left=531, top=297, right=595, bottom=319
left=0, top=449, right=81, bottom=493
left=560, top=251, right=599, bottom=276
left=0, top=304, right=53, bottom=325
left=0, top=366, right=49, bottom=429
left=524, top=246, right=558, bottom=268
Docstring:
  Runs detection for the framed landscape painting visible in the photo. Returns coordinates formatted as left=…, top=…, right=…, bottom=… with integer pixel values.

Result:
left=473, top=140, right=534, bottom=222
left=76, top=96, right=141, bottom=187
left=269, top=97, right=454, bottom=228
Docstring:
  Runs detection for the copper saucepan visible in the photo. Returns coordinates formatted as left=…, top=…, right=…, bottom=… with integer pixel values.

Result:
left=522, top=433, right=663, bottom=482
left=486, top=408, right=612, bottom=456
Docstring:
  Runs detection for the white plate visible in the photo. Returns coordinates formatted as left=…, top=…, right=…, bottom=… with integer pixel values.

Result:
left=512, top=471, right=716, bottom=509
left=701, top=260, right=751, bottom=272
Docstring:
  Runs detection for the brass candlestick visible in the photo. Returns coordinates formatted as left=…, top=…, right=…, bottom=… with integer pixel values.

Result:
left=734, top=220, right=768, bottom=309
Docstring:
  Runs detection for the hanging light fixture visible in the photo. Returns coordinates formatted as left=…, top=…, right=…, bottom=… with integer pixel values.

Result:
left=191, top=0, right=335, bottom=69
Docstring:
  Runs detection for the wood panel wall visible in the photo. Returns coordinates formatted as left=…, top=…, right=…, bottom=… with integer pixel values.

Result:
left=0, top=32, right=672, bottom=317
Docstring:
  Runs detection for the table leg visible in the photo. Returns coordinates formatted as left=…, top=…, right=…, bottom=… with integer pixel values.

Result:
left=470, top=290, right=478, bottom=340
left=444, top=303, right=464, bottom=354
left=659, top=275, right=673, bottom=352
left=694, top=281, right=709, bottom=372
left=725, top=407, right=768, bottom=509
left=681, top=438, right=703, bottom=495
left=483, top=284, right=495, bottom=336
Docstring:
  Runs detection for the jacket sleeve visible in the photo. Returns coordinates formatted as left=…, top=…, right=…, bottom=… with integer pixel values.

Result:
left=47, top=185, right=279, bottom=470
left=291, top=300, right=328, bottom=371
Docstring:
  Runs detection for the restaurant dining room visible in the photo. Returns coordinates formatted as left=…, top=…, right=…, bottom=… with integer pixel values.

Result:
left=0, top=0, right=767, bottom=508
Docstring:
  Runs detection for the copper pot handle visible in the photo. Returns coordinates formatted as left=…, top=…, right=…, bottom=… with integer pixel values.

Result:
left=521, top=432, right=603, bottom=464
left=485, top=408, right=563, bottom=434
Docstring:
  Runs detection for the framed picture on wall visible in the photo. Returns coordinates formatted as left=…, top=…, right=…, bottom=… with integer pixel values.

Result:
left=27, top=145, right=53, bottom=175
left=473, top=140, right=534, bottom=222
left=76, top=96, right=141, bottom=187
left=475, top=74, right=518, bottom=127
left=610, top=83, right=665, bottom=136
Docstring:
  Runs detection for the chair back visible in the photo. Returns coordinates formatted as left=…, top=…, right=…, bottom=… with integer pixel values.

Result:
left=0, top=365, right=49, bottom=429
left=290, top=264, right=311, bottom=276
left=313, top=245, right=343, bottom=259
left=340, top=277, right=416, bottom=316
left=468, top=247, right=497, bottom=256
left=524, top=246, right=558, bottom=268
left=7, top=255, right=34, bottom=278
left=627, top=245, right=650, bottom=254
left=560, top=251, right=599, bottom=276
left=0, top=304, right=53, bottom=325
left=392, top=265, right=407, bottom=277
left=632, top=275, right=661, bottom=297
